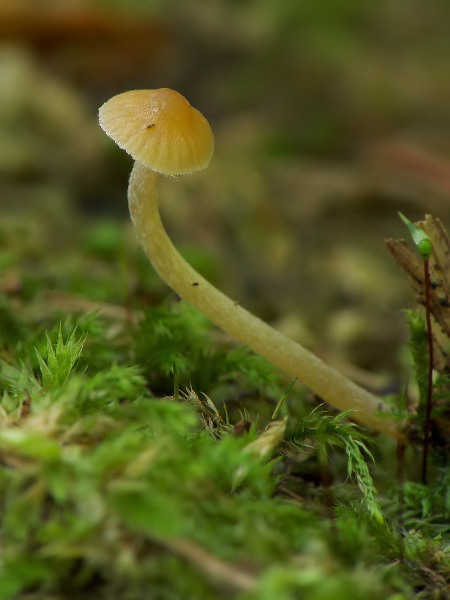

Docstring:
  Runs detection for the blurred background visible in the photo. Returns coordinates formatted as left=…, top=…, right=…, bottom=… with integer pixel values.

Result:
left=1, top=0, right=450, bottom=383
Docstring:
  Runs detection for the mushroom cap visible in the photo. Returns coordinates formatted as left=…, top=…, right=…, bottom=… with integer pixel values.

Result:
left=98, top=88, right=214, bottom=176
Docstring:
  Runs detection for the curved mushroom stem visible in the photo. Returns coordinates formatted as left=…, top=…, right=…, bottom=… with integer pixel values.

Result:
left=128, top=161, right=403, bottom=440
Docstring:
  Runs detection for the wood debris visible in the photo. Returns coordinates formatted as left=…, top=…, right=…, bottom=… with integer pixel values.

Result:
left=385, top=214, right=450, bottom=372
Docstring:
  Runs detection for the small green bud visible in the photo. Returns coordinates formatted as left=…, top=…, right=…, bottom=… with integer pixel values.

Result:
left=398, top=212, right=432, bottom=260
left=417, top=238, right=432, bottom=260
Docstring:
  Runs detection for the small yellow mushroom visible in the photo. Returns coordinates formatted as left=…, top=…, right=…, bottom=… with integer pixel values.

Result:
left=99, top=88, right=403, bottom=441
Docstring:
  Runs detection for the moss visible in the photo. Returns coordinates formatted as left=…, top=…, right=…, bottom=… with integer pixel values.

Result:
left=0, top=224, right=447, bottom=599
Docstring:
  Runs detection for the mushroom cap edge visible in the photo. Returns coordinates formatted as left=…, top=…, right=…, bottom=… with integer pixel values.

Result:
left=99, top=88, right=214, bottom=176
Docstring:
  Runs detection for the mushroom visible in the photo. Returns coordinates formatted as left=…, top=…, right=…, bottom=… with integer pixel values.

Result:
left=99, top=88, right=402, bottom=440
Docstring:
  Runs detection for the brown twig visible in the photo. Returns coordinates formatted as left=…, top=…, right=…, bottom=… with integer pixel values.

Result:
left=421, top=258, right=434, bottom=485
left=385, top=214, right=450, bottom=372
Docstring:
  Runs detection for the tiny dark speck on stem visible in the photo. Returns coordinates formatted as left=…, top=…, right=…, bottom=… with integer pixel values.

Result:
left=192, top=282, right=199, bottom=287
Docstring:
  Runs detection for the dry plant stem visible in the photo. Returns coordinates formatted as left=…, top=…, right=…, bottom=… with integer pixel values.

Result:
left=385, top=215, right=450, bottom=346
left=422, top=258, right=434, bottom=485
left=128, top=162, right=402, bottom=440
left=163, top=537, right=257, bottom=593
